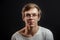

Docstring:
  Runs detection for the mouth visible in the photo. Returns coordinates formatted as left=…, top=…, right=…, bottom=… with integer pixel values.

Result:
left=27, top=20, right=34, bottom=25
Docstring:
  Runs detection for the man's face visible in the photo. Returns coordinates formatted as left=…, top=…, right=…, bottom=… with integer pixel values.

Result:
left=23, top=8, right=40, bottom=27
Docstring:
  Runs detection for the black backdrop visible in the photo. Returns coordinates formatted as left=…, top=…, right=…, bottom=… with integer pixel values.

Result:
left=1, top=0, right=60, bottom=40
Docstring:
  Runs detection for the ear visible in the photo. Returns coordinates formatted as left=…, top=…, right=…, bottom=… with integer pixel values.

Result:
left=38, top=15, right=41, bottom=21
left=22, top=16, right=25, bottom=22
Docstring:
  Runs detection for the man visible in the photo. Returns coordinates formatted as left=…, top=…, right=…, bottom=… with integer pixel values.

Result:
left=11, top=3, right=54, bottom=40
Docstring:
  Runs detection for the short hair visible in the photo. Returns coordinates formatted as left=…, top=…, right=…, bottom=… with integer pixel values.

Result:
left=21, top=3, right=42, bottom=18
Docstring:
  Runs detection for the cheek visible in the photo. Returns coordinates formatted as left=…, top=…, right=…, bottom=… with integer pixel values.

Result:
left=23, top=17, right=28, bottom=22
left=35, top=17, right=39, bottom=21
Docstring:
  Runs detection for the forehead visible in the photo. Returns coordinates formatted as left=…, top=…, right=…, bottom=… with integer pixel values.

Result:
left=24, top=8, right=38, bottom=14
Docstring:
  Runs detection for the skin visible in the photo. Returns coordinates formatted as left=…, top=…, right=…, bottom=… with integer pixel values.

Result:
left=18, top=8, right=41, bottom=37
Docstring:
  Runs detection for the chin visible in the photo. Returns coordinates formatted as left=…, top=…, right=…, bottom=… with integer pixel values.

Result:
left=29, top=25, right=35, bottom=27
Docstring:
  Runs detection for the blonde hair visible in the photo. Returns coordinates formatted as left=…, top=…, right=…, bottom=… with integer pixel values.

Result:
left=22, top=3, right=42, bottom=18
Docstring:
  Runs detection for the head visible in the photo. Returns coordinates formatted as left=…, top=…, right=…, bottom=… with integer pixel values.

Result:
left=21, top=3, right=42, bottom=27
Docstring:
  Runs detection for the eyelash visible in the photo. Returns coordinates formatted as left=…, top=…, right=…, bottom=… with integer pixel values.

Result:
left=25, top=14, right=38, bottom=17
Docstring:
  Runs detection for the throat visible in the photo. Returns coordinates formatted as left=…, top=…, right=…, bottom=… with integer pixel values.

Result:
left=27, top=26, right=39, bottom=36
left=19, top=26, right=39, bottom=37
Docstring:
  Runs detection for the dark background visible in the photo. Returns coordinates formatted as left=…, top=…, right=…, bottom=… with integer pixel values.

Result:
left=1, top=0, right=60, bottom=40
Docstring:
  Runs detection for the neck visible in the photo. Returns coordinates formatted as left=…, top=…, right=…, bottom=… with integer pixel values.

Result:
left=25, top=25, right=39, bottom=36
left=19, top=25, right=39, bottom=37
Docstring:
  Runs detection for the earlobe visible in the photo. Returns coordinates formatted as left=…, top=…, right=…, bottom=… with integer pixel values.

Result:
left=38, top=15, right=41, bottom=21
left=22, top=16, right=25, bottom=21
left=23, top=19, right=25, bottom=22
left=38, top=18, right=40, bottom=21
left=22, top=17, right=25, bottom=21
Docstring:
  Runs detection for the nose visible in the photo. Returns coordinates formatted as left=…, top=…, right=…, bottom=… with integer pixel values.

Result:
left=29, top=15, right=33, bottom=19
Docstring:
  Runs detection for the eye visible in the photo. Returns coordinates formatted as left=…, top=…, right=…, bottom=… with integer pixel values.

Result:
left=33, top=13, right=37, bottom=16
left=26, top=13, right=30, bottom=17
